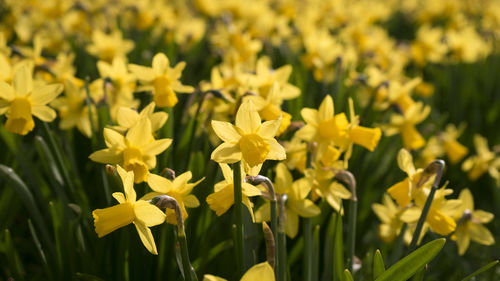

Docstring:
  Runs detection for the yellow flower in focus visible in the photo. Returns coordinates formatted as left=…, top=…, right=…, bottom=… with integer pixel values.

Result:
left=51, top=80, right=96, bottom=137
left=0, top=64, right=63, bottom=135
left=203, top=261, right=275, bottom=281
left=129, top=53, right=194, bottom=108
left=255, top=163, right=320, bottom=238
left=346, top=98, right=382, bottom=152
left=206, top=163, right=262, bottom=220
left=210, top=99, right=286, bottom=176
left=452, top=189, right=495, bottom=255
left=92, top=166, right=165, bottom=255
left=462, top=135, right=500, bottom=185
left=296, top=95, right=349, bottom=147
left=89, top=118, right=172, bottom=183
left=87, top=30, right=134, bottom=62
left=111, top=102, right=168, bottom=135
left=144, top=171, right=204, bottom=225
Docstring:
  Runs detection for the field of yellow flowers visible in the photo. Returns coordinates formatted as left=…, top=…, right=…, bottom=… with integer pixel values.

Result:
left=1, top=0, right=500, bottom=280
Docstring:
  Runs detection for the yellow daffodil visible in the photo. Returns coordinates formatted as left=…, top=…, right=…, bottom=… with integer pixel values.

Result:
left=372, top=193, right=405, bottom=243
left=284, top=136, right=307, bottom=174
left=346, top=98, right=382, bottom=152
left=203, top=261, right=275, bottom=281
left=441, top=124, right=468, bottom=164
left=86, top=30, right=134, bottom=62
left=305, top=165, right=351, bottom=213
left=111, top=102, right=168, bottom=135
left=144, top=171, right=204, bottom=225
left=462, top=134, right=500, bottom=184
left=296, top=95, right=349, bottom=147
left=244, top=82, right=293, bottom=135
left=206, top=163, right=262, bottom=220
left=0, top=64, right=63, bottom=135
left=255, top=163, right=320, bottom=238
left=210, top=99, right=286, bottom=176
left=92, top=166, right=166, bottom=255
left=383, top=102, right=430, bottom=150
left=452, top=189, right=495, bottom=255
left=89, top=118, right=172, bottom=183
left=387, top=149, right=430, bottom=207
left=129, top=53, right=194, bottom=108
left=51, top=79, right=96, bottom=137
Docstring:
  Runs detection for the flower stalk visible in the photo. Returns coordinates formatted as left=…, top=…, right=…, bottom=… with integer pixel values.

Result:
left=232, top=162, right=245, bottom=277
left=335, top=170, right=357, bottom=273
left=151, top=195, right=198, bottom=281
left=408, top=160, right=446, bottom=251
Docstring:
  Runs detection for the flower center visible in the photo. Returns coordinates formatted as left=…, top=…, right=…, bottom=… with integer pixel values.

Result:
left=6, top=97, right=35, bottom=135
left=123, top=147, right=149, bottom=183
left=239, top=133, right=270, bottom=167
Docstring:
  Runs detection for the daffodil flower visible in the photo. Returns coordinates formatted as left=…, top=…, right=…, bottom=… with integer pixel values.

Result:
left=372, top=193, right=405, bottom=243
left=86, top=30, right=134, bottom=62
left=383, top=102, right=430, bottom=150
left=452, top=189, right=495, bottom=255
left=143, top=171, right=204, bottom=225
left=129, top=53, right=194, bottom=108
left=305, top=165, right=351, bottom=213
left=51, top=79, right=96, bottom=137
left=203, top=261, right=275, bottom=281
left=462, top=134, right=500, bottom=184
left=0, top=64, right=63, bottom=135
left=111, top=102, right=168, bottom=134
left=92, top=166, right=166, bottom=254
left=210, top=99, right=286, bottom=176
left=206, top=163, right=262, bottom=220
left=255, top=163, right=320, bottom=238
left=89, top=117, right=172, bottom=183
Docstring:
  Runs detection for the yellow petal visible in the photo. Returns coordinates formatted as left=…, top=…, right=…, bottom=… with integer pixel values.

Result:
left=30, top=84, right=63, bottom=105
left=147, top=173, right=172, bottom=193
left=117, top=165, right=136, bottom=202
left=350, top=126, right=381, bottom=151
left=142, top=139, right=172, bottom=156
left=372, top=204, right=392, bottom=224
left=32, top=105, right=56, bottom=122
left=241, top=262, right=275, bottom=281
left=258, top=118, right=282, bottom=139
left=387, top=178, right=411, bottom=207
left=112, top=192, right=126, bottom=204
left=235, top=100, right=261, bottom=134
left=134, top=222, right=158, bottom=255
left=242, top=183, right=262, bottom=197
left=211, top=142, right=242, bottom=163
left=129, top=64, right=155, bottom=81
left=275, top=162, right=292, bottom=194
left=104, top=128, right=125, bottom=148
left=116, top=106, right=139, bottom=128
left=211, top=120, right=241, bottom=143
left=468, top=223, right=495, bottom=246
left=126, top=118, right=152, bottom=147
left=134, top=200, right=166, bottom=227
left=184, top=195, right=200, bottom=208
left=300, top=108, right=318, bottom=126
left=318, top=95, right=334, bottom=121
left=400, top=207, right=421, bottom=223
left=255, top=202, right=270, bottom=223
left=206, top=185, right=234, bottom=216
left=89, top=149, right=122, bottom=164
left=152, top=53, right=169, bottom=75
left=202, top=275, right=227, bottom=281
left=291, top=199, right=320, bottom=218
left=13, top=65, right=33, bottom=96
left=397, top=149, right=415, bottom=176
left=0, top=81, right=14, bottom=101
left=455, top=226, right=470, bottom=256
left=458, top=188, right=474, bottom=211
left=266, top=139, right=286, bottom=161
left=473, top=210, right=494, bottom=223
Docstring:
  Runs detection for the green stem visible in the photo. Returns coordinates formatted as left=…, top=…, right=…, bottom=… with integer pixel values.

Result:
left=277, top=194, right=288, bottom=281
left=347, top=199, right=357, bottom=272
left=178, top=232, right=198, bottom=281
left=409, top=160, right=445, bottom=251
left=233, top=163, right=245, bottom=277
left=303, top=218, right=313, bottom=281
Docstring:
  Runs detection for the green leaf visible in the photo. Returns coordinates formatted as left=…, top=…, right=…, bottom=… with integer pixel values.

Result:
left=373, top=250, right=385, bottom=280
left=411, top=267, right=426, bottom=281
left=461, top=260, right=499, bottom=281
left=344, top=269, right=354, bottom=281
left=375, top=238, right=445, bottom=281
